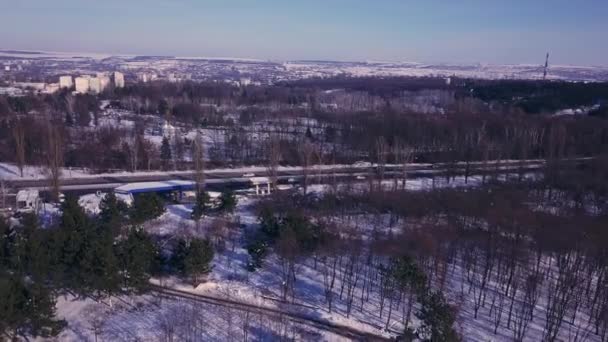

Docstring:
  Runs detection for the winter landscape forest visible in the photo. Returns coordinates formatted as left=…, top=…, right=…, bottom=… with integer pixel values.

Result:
left=2, top=1, right=608, bottom=342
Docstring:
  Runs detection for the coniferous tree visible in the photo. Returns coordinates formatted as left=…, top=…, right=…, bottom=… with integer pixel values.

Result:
left=99, top=191, right=128, bottom=235
left=259, top=206, right=280, bottom=239
left=245, top=236, right=268, bottom=272
left=191, top=191, right=210, bottom=221
left=0, top=275, right=65, bottom=339
left=183, top=238, right=214, bottom=284
left=160, top=136, right=172, bottom=169
left=219, top=189, right=237, bottom=214
left=17, top=214, right=54, bottom=282
left=56, top=195, right=92, bottom=290
left=118, top=228, right=159, bottom=292
left=171, top=238, right=214, bottom=284
left=131, top=193, right=165, bottom=224
left=417, top=291, right=460, bottom=342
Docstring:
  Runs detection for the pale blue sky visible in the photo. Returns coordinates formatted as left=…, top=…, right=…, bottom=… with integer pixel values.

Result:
left=0, top=0, right=606, bottom=65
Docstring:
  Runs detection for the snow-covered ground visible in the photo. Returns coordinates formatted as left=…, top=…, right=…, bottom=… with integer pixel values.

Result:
left=51, top=172, right=558, bottom=341
left=2, top=49, right=608, bottom=82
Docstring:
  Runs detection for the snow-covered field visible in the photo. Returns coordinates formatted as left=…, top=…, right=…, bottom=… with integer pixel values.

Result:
left=2, top=49, right=608, bottom=82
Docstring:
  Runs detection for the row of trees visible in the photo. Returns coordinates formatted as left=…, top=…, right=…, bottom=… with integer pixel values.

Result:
left=2, top=76, right=607, bottom=175
left=0, top=192, right=215, bottom=338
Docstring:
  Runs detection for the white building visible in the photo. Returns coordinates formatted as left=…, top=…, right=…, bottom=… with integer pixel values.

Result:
left=113, top=71, right=125, bottom=88
left=59, top=76, right=73, bottom=88
left=43, top=83, right=60, bottom=94
left=89, top=78, right=102, bottom=94
left=3, top=65, right=9, bottom=72
left=239, top=78, right=252, bottom=87
left=99, top=76, right=111, bottom=91
left=75, top=77, right=90, bottom=93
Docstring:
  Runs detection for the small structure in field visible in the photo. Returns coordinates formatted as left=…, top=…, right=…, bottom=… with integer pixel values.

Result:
left=250, top=177, right=271, bottom=195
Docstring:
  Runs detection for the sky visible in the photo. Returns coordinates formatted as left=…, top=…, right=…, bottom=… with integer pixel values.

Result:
left=0, top=0, right=607, bottom=66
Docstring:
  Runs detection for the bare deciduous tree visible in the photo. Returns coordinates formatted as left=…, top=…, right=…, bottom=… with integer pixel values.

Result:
left=46, top=123, right=64, bottom=202
left=266, top=136, right=281, bottom=191
left=11, top=119, right=26, bottom=178
left=300, top=140, right=315, bottom=194
left=375, top=137, right=388, bottom=191
left=192, top=131, right=206, bottom=193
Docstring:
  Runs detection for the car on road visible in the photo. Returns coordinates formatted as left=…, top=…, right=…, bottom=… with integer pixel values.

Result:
left=353, top=161, right=372, bottom=167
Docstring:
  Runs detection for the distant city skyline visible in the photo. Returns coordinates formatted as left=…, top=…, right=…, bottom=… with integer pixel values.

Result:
left=1, top=0, right=607, bottom=66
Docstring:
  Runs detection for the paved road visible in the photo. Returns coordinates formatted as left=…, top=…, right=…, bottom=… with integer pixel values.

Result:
left=4, top=159, right=551, bottom=193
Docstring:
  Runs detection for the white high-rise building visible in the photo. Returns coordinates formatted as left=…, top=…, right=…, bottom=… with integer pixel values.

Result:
left=89, top=78, right=102, bottom=94
left=74, top=77, right=90, bottom=93
left=99, top=76, right=111, bottom=91
left=59, top=76, right=73, bottom=89
left=113, top=72, right=125, bottom=88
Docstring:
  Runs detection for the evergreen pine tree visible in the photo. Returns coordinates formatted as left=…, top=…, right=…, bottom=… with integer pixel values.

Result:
left=99, top=191, right=127, bottom=236
left=56, top=195, right=91, bottom=290
left=131, top=193, right=165, bottom=224
left=191, top=191, right=210, bottom=221
left=171, top=238, right=189, bottom=273
left=171, top=238, right=214, bottom=283
left=118, top=228, right=159, bottom=292
left=183, top=238, right=214, bottom=284
left=245, top=236, right=268, bottom=271
left=0, top=275, right=65, bottom=339
left=160, top=136, right=172, bottom=169
left=417, top=291, right=460, bottom=342
left=219, top=189, right=237, bottom=214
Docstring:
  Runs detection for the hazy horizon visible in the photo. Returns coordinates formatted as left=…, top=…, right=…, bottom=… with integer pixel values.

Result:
left=1, top=0, right=607, bottom=66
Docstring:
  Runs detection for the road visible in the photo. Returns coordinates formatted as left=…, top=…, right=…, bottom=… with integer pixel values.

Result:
left=4, top=159, right=552, bottom=193
left=150, top=285, right=391, bottom=341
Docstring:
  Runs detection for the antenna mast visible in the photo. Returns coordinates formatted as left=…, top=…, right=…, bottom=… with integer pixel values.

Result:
left=543, top=52, right=550, bottom=80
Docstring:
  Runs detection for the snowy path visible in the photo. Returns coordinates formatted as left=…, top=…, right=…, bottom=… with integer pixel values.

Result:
left=151, top=285, right=390, bottom=341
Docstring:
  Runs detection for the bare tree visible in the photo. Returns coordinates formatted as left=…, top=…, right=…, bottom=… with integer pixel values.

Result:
left=375, top=137, right=388, bottom=191
left=394, top=139, right=414, bottom=190
left=83, top=305, right=108, bottom=342
left=11, top=119, right=26, bottom=178
left=276, top=227, right=299, bottom=302
left=266, top=136, right=281, bottom=191
left=125, top=128, right=141, bottom=172
left=46, top=123, right=64, bottom=202
left=300, top=140, right=315, bottom=194
left=192, top=131, right=205, bottom=193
